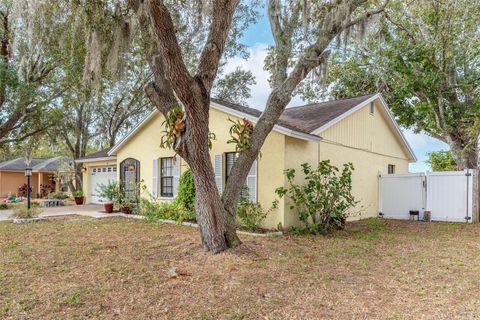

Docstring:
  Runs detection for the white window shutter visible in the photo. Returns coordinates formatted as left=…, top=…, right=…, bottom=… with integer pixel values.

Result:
left=172, top=155, right=181, bottom=197
left=152, top=159, right=159, bottom=198
left=246, top=160, right=257, bottom=202
left=214, top=154, right=223, bottom=194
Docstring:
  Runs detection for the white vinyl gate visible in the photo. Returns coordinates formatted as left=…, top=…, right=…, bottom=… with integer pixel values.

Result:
left=379, top=170, right=474, bottom=222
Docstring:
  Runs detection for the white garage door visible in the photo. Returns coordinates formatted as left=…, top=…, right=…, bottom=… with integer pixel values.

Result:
left=90, top=166, right=117, bottom=204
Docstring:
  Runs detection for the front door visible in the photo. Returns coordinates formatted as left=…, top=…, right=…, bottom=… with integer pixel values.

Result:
left=120, top=158, right=140, bottom=199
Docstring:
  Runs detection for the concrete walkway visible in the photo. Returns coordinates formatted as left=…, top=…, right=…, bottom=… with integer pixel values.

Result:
left=0, top=204, right=134, bottom=222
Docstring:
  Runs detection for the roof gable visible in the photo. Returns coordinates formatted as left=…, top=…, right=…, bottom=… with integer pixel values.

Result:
left=281, top=94, right=377, bottom=133
left=311, top=94, right=416, bottom=161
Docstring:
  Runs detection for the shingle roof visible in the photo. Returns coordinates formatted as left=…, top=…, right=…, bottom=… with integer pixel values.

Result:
left=280, top=94, right=377, bottom=133
left=0, top=156, right=72, bottom=172
left=76, top=148, right=114, bottom=161
left=212, top=93, right=376, bottom=134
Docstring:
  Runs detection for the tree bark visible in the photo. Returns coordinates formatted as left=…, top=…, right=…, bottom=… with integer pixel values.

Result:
left=447, top=134, right=478, bottom=170
left=146, top=0, right=241, bottom=253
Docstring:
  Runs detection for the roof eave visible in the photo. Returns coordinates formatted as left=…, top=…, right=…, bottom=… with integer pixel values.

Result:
left=108, top=102, right=321, bottom=156
left=75, top=156, right=117, bottom=164
left=108, top=110, right=158, bottom=156
left=210, top=101, right=320, bottom=142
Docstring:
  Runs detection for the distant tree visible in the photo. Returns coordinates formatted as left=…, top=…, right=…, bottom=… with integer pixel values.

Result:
left=95, top=59, right=153, bottom=148
left=213, top=67, right=256, bottom=106
left=0, top=2, right=61, bottom=147
left=426, top=150, right=457, bottom=172
left=320, top=0, right=480, bottom=170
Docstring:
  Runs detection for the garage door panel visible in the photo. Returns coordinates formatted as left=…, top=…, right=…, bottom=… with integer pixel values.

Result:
left=90, top=166, right=117, bottom=204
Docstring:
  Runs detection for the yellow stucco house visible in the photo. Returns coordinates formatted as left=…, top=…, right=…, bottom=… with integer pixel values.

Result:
left=76, top=93, right=416, bottom=228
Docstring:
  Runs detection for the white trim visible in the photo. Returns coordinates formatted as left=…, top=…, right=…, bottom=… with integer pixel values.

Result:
left=209, top=102, right=320, bottom=142
left=75, top=156, right=117, bottom=164
left=377, top=95, right=417, bottom=162
left=108, top=102, right=320, bottom=156
left=108, top=110, right=158, bottom=156
left=311, top=94, right=417, bottom=162
left=311, top=94, right=380, bottom=134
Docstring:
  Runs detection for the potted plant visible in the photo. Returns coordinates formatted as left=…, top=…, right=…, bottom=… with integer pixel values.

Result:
left=73, top=190, right=84, bottom=205
left=97, top=181, right=118, bottom=213
left=113, top=186, right=137, bottom=214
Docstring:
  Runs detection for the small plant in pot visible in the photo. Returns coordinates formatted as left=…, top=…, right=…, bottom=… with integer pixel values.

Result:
left=73, top=190, right=84, bottom=205
left=97, top=181, right=118, bottom=213
left=113, top=189, right=136, bottom=214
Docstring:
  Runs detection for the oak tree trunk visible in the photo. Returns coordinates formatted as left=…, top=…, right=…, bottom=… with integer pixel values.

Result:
left=179, top=89, right=241, bottom=253
left=449, top=138, right=478, bottom=170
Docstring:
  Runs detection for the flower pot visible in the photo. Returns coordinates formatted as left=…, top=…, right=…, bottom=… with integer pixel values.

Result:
left=120, top=206, right=132, bottom=214
left=74, top=197, right=84, bottom=205
left=104, top=202, right=114, bottom=213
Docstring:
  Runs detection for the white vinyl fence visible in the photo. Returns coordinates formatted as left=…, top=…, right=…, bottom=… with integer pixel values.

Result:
left=379, top=170, right=476, bottom=223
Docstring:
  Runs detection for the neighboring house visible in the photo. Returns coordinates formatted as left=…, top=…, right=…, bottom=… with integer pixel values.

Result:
left=76, top=93, right=416, bottom=228
left=0, top=156, right=73, bottom=198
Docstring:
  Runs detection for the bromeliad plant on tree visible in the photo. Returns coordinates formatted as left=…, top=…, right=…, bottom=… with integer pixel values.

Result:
left=228, top=118, right=254, bottom=152
left=275, top=160, right=357, bottom=235
left=160, top=106, right=216, bottom=150
left=160, top=106, right=186, bottom=149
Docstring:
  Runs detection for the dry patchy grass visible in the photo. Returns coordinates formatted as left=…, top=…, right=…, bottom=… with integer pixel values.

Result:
left=1, top=218, right=480, bottom=319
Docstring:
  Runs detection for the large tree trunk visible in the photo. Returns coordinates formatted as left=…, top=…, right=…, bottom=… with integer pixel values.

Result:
left=180, top=86, right=240, bottom=252
left=448, top=135, right=478, bottom=170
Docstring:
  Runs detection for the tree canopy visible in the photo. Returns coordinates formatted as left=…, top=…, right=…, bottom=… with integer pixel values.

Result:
left=319, top=0, right=480, bottom=169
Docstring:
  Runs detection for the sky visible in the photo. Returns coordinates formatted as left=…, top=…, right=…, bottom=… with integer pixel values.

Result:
left=221, top=7, right=449, bottom=172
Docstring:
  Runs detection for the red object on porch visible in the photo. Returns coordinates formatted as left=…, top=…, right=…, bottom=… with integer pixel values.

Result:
left=104, top=202, right=114, bottom=213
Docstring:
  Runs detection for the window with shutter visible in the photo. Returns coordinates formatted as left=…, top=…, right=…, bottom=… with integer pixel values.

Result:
left=214, top=154, right=223, bottom=194
left=152, top=159, right=159, bottom=197
left=172, top=155, right=181, bottom=197
left=160, top=157, right=174, bottom=197
left=225, top=152, right=257, bottom=202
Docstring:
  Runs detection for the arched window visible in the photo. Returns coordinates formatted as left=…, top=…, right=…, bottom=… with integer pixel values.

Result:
left=120, top=158, right=140, bottom=199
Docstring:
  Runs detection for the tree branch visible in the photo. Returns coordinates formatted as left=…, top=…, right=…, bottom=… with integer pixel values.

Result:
left=197, top=0, right=241, bottom=92
left=222, top=0, right=388, bottom=213
left=146, top=0, right=193, bottom=103
left=145, top=55, right=178, bottom=116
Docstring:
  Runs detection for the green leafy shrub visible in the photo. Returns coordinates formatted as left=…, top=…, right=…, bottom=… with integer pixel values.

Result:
left=275, top=160, right=357, bottom=235
left=11, top=205, right=42, bottom=219
left=173, top=169, right=195, bottom=212
left=72, top=190, right=84, bottom=198
left=96, top=181, right=119, bottom=202
left=0, top=203, right=8, bottom=210
left=141, top=198, right=195, bottom=223
left=47, top=192, right=69, bottom=200
left=236, top=199, right=276, bottom=231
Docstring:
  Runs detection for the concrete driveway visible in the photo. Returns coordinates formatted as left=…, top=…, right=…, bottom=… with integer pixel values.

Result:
left=0, top=204, right=118, bottom=221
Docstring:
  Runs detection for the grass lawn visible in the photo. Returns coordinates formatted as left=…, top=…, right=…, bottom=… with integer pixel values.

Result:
left=1, top=217, right=480, bottom=319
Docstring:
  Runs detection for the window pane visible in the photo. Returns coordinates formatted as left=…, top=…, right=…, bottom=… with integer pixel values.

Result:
left=160, top=158, right=174, bottom=197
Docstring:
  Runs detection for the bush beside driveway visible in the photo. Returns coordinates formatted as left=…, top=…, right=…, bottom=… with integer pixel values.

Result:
left=0, top=218, right=479, bottom=319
